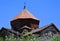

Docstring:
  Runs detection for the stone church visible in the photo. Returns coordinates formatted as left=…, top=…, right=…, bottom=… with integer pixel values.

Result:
left=0, top=6, right=60, bottom=39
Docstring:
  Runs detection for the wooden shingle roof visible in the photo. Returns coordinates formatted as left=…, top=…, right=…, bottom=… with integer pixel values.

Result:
left=12, top=9, right=38, bottom=21
left=29, top=23, right=59, bottom=34
left=0, top=27, right=20, bottom=35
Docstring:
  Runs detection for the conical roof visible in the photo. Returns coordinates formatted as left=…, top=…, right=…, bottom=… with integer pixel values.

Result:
left=12, top=8, right=38, bottom=21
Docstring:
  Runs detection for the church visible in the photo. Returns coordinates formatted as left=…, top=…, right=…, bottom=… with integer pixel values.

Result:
left=0, top=6, right=60, bottom=39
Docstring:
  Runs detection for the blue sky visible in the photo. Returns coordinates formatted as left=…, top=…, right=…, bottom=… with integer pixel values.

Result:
left=0, top=0, right=60, bottom=30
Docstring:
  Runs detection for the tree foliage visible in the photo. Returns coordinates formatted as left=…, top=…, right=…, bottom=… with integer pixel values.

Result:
left=0, top=29, right=60, bottom=41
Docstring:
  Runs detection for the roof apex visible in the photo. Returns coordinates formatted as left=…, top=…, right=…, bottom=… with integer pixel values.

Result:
left=12, top=9, right=39, bottom=21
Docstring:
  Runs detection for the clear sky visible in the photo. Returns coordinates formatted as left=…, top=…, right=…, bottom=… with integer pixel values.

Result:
left=0, top=0, right=60, bottom=30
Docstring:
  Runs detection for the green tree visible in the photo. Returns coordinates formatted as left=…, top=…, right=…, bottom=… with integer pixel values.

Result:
left=49, top=34, right=60, bottom=41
